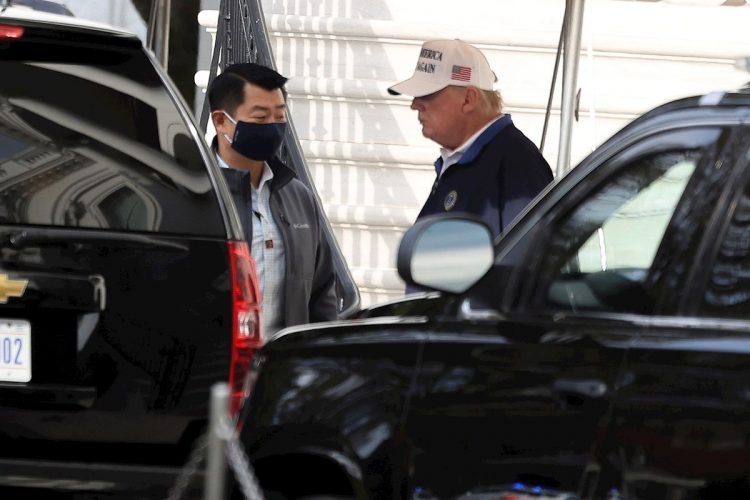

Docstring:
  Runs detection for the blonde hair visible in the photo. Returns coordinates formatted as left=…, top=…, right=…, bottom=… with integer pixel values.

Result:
left=479, top=89, right=503, bottom=115
left=445, top=85, right=503, bottom=115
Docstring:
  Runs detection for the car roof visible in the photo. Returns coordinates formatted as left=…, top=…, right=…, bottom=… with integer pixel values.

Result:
left=715, top=82, right=750, bottom=107
left=0, top=5, right=138, bottom=38
left=650, top=83, right=750, bottom=117
left=595, top=82, right=750, bottom=150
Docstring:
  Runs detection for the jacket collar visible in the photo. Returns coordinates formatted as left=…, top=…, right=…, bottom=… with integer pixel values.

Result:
left=211, top=136, right=296, bottom=192
left=433, top=114, right=513, bottom=174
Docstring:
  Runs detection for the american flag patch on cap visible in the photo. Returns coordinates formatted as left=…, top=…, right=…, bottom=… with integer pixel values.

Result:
left=451, top=65, right=471, bottom=81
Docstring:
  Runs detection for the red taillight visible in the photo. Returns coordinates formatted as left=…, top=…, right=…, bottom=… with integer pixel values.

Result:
left=0, top=24, right=24, bottom=40
left=227, top=241, right=263, bottom=416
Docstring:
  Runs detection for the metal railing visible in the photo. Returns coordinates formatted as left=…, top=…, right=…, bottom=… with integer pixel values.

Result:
left=198, top=0, right=360, bottom=317
left=166, top=384, right=265, bottom=500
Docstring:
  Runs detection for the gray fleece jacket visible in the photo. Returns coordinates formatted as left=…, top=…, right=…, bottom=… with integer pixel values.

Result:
left=221, top=157, right=338, bottom=328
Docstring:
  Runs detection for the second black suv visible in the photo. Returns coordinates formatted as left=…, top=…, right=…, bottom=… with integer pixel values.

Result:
left=0, top=7, right=356, bottom=497
left=236, top=84, right=750, bottom=500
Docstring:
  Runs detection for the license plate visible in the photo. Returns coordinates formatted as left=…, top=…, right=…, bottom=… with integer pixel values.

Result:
left=0, top=319, right=31, bottom=382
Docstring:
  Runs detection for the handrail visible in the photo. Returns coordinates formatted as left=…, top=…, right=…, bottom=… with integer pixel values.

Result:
left=198, top=0, right=361, bottom=317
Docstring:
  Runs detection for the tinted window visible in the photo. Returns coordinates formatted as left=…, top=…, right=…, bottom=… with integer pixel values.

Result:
left=0, top=35, right=224, bottom=236
left=531, top=129, right=723, bottom=315
left=701, top=172, right=750, bottom=318
left=574, top=155, right=694, bottom=274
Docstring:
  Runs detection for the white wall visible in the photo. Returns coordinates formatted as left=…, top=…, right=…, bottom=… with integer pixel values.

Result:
left=259, top=0, right=750, bottom=306
left=196, top=0, right=750, bottom=307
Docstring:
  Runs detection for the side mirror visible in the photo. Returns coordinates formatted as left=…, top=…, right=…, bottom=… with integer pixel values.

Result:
left=398, top=215, right=494, bottom=294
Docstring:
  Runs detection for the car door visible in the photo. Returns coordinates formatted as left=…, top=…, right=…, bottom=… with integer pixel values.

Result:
left=613, top=125, right=750, bottom=500
left=405, top=125, right=733, bottom=499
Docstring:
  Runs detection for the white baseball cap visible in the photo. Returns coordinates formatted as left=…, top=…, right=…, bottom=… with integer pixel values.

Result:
left=388, top=39, right=497, bottom=97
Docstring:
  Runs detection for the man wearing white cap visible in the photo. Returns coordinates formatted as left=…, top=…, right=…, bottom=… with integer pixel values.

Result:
left=389, top=39, right=553, bottom=240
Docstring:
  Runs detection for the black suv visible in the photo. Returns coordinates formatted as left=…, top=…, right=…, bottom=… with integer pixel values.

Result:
left=237, top=85, right=750, bottom=500
left=0, top=8, right=355, bottom=498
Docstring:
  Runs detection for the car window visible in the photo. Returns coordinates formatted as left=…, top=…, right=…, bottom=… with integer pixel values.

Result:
left=530, top=128, right=724, bottom=315
left=574, top=157, right=694, bottom=273
left=700, top=168, right=750, bottom=318
left=0, top=36, right=224, bottom=236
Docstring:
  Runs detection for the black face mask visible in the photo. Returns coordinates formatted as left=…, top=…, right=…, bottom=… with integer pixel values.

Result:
left=223, top=112, right=287, bottom=161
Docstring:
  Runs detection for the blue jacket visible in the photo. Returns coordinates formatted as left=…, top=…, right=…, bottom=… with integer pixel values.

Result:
left=418, top=115, right=553, bottom=239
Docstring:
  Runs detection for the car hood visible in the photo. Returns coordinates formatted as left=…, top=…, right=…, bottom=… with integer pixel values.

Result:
left=258, top=292, right=450, bottom=353
left=355, top=291, right=448, bottom=318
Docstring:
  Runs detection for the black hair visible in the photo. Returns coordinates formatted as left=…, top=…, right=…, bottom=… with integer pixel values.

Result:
left=207, top=63, right=288, bottom=114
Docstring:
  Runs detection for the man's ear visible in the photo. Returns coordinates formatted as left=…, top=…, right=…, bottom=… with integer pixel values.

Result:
left=211, top=110, right=229, bottom=133
left=462, top=86, right=481, bottom=113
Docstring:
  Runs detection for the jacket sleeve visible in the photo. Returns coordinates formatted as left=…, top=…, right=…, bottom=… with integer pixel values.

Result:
left=308, top=201, right=339, bottom=322
left=500, top=140, right=553, bottom=231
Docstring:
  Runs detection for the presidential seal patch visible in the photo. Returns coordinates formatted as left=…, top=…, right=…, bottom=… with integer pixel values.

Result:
left=444, top=190, right=458, bottom=211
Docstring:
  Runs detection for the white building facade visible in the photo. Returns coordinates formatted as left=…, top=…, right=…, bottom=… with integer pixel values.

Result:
left=200, top=0, right=750, bottom=306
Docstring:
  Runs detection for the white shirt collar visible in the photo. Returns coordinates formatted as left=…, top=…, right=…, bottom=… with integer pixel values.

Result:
left=256, top=162, right=274, bottom=193
left=438, top=114, right=503, bottom=177
left=215, top=150, right=231, bottom=169
left=215, top=150, right=274, bottom=190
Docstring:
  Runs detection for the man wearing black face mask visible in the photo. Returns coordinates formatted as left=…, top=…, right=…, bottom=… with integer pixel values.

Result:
left=208, top=63, right=338, bottom=334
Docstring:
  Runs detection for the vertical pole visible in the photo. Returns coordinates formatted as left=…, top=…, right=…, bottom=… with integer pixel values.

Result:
left=556, top=0, right=585, bottom=178
left=147, top=0, right=172, bottom=69
left=204, top=383, right=229, bottom=500
left=199, top=0, right=228, bottom=131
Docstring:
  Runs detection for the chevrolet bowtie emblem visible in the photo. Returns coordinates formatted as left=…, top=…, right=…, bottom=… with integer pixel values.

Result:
left=0, top=274, right=28, bottom=303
